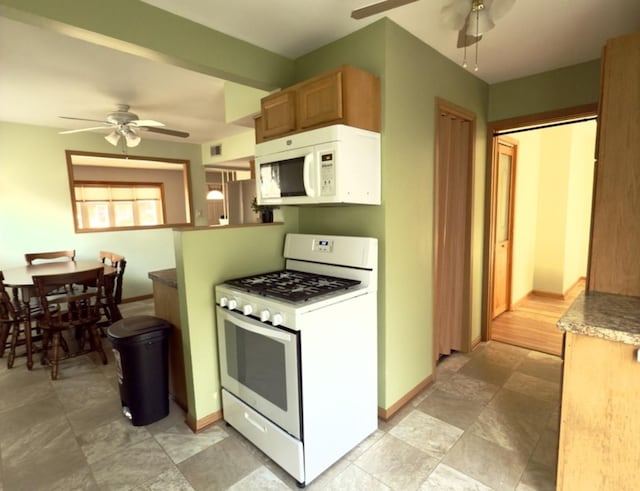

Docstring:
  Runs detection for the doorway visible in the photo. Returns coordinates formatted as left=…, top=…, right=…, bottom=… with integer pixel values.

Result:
left=491, top=137, right=517, bottom=319
left=433, top=98, right=475, bottom=362
left=483, top=104, right=598, bottom=353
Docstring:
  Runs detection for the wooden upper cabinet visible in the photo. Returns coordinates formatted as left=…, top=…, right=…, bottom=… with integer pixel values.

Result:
left=256, top=65, right=380, bottom=142
left=297, top=70, right=344, bottom=129
left=587, top=32, right=640, bottom=296
left=261, top=90, right=296, bottom=139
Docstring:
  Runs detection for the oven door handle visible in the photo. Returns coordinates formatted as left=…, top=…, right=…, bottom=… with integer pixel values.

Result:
left=225, top=310, right=293, bottom=342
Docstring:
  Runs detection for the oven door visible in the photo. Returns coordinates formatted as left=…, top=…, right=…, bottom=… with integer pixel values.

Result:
left=216, top=306, right=301, bottom=439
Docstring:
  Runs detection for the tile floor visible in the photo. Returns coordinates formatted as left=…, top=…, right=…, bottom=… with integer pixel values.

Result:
left=0, top=299, right=562, bottom=490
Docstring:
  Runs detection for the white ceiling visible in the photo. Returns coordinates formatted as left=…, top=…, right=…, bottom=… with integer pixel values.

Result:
left=1, top=1, right=639, bottom=147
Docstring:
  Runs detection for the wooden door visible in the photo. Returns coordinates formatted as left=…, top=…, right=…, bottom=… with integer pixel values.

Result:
left=433, top=99, right=475, bottom=360
left=491, top=139, right=517, bottom=318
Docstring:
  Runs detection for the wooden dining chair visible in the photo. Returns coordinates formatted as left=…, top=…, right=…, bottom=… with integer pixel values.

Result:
left=33, top=267, right=108, bottom=380
left=0, top=271, right=42, bottom=370
left=0, top=271, right=23, bottom=362
left=24, top=250, right=76, bottom=265
left=99, top=251, right=126, bottom=305
left=92, top=251, right=126, bottom=333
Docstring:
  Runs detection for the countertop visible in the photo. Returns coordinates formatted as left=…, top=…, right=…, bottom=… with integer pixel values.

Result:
left=557, top=291, right=640, bottom=346
left=148, top=268, right=177, bottom=289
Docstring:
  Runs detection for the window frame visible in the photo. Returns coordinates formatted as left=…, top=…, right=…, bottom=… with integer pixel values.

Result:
left=73, top=180, right=167, bottom=231
left=66, top=150, right=194, bottom=234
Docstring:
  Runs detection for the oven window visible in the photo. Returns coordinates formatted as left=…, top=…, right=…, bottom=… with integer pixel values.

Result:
left=224, top=321, right=288, bottom=410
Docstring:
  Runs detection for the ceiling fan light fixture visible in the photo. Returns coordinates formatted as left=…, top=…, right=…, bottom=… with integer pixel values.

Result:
left=466, top=9, right=494, bottom=36
left=105, top=130, right=120, bottom=146
left=124, top=128, right=141, bottom=147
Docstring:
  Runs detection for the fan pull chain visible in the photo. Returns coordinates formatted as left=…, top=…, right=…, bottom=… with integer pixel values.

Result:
left=462, top=44, right=468, bottom=68
left=474, top=5, right=480, bottom=72
left=474, top=42, right=479, bottom=72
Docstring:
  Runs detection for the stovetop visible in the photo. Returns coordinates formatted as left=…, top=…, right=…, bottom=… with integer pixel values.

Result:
left=224, top=269, right=361, bottom=303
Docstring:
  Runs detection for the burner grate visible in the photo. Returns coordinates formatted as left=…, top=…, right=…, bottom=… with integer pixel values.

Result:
left=225, top=270, right=361, bottom=302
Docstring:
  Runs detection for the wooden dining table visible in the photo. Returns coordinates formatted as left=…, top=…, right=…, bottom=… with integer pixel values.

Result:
left=1, top=260, right=122, bottom=369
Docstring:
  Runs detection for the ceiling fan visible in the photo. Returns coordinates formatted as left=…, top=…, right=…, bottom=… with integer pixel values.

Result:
left=440, top=0, right=516, bottom=48
left=58, top=104, right=190, bottom=148
left=351, top=0, right=515, bottom=47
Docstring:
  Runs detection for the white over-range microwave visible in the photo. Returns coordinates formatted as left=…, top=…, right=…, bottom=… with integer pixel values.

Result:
left=255, top=124, right=381, bottom=206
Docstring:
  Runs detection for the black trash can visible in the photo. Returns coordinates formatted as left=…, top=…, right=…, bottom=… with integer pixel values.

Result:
left=107, top=315, right=172, bottom=426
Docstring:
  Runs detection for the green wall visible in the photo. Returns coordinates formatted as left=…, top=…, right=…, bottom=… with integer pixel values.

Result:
left=174, top=218, right=298, bottom=422
left=295, top=20, right=489, bottom=409
left=488, top=59, right=600, bottom=121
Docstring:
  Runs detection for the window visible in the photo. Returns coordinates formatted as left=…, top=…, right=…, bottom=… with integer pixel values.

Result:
left=66, top=150, right=193, bottom=233
left=74, top=182, right=165, bottom=230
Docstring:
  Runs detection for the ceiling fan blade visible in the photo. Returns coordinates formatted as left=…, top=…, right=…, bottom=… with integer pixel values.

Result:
left=351, top=0, right=419, bottom=20
left=59, top=126, right=111, bottom=135
left=59, top=116, right=108, bottom=124
left=457, top=29, right=482, bottom=48
left=130, top=119, right=164, bottom=127
left=140, top=126, right=190, bottom=138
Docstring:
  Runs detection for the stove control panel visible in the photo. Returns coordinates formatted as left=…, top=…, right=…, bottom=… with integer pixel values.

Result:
left=312, top=239, right=334, bottom=253
left=217, top=292, right=289, bottom=329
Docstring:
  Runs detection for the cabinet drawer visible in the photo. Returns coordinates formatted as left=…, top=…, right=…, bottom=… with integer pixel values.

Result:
left=222, top=389, right=304, bottom=482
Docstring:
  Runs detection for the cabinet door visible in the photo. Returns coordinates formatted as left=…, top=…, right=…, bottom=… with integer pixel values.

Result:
left=557, top=332, right=640, bottom=489
left=261, top=90, right=296, bottom=138
left=297, top=70, right=343, bottom=129
left=588, top=32, right=640, bottom=296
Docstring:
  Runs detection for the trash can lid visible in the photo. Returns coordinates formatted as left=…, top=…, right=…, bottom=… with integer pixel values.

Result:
left=107, top=315, right=172, bottom=340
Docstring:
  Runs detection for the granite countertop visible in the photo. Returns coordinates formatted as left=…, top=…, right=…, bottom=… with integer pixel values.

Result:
left=557, top=291, right=640, bottom=346
left=148, top=268, right=177, bottom=288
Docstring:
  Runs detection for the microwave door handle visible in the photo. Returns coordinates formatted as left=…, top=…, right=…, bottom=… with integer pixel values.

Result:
left=226, top=311, right=292, bottom=342
left=303, top=153, right=315, bottom=197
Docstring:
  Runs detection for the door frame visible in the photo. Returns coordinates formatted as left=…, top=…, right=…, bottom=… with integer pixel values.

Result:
left=491, top=136, right=518, bottom=319
left=482, top=103, right=598, bottom=342
left=433, top=97, right=475, bottom=369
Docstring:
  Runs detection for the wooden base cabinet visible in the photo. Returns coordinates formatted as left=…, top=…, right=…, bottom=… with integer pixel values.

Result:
left=150, top=275, right=188, bottom=411
left=256, top=65, right=380, bottom=142
left=556, top=332, right=640, bottom=490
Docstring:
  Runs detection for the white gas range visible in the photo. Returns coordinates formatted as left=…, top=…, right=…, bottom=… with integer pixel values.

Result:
left=215, top=233, right=378, bottom=487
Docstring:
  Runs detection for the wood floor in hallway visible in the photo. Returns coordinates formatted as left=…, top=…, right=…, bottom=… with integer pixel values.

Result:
left=490, top=280, right=585, bottom=356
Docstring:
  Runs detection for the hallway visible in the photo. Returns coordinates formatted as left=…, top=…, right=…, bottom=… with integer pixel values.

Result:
left=490, top=280, right=585, bottom=356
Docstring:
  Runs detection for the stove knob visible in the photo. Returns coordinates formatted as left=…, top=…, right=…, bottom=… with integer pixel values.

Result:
left=219, top=297, right=228, bottom=307
left=228, top=299, right=237, bottom=310
left=243, top=304, right=253, bottom=316
left=260, top=310, right=270, bottom=322
left=272, top=313, right=283, bottom=327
